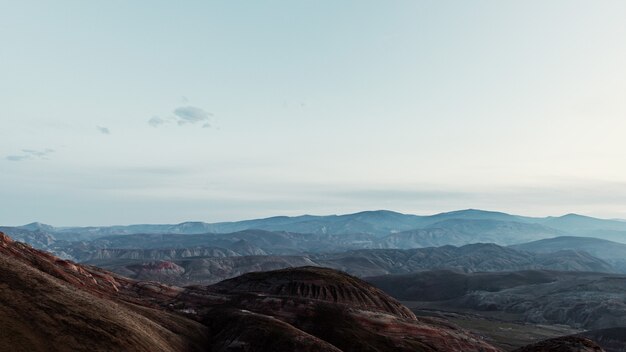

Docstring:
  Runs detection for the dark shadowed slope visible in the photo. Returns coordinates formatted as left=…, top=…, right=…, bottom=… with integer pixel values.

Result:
left=512, top=336, right=605, bottom=352
left=577, top=328, right=626, bottom=352
left=367, top=269, right=626, bottom=330
left=366, top=269, right=558, bottom=301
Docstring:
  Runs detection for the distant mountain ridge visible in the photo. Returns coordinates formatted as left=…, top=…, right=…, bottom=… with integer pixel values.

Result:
left=3, top=209, right=625, bottom=267
left=13, top=209, right=626, bottom=240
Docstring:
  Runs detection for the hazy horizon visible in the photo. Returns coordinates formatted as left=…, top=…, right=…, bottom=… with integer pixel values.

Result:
left=3, top=1, right=626, bottom=225
left=7, top=208, right=626, bottom=228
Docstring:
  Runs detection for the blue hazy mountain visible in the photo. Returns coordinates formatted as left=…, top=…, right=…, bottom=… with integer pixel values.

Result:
left=14, top=208, right=617, bottom=234
left=512, top=236, right=626, bottom=272
left=13, top=209, right=626, bottom=245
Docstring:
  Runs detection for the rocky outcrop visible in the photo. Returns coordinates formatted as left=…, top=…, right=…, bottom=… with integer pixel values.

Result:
left=0, top=232, right=13, bottom=245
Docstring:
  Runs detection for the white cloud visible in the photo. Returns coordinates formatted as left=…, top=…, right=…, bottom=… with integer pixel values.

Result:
left=173, top=106, right=213, bottom=125
left=149, top=105, right=214, bottom=128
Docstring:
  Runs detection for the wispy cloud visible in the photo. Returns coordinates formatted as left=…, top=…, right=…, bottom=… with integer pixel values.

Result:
left=6, top=148, right=55, bottom=162
left=96, top=126, right=110, bottom=134
left=148, top=105, right=213, bottom=128
left=173, top=106, right=212, bottom=125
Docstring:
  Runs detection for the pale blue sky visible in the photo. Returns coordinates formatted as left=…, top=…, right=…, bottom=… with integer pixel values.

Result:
left=2, top=1, right=626, bottom=225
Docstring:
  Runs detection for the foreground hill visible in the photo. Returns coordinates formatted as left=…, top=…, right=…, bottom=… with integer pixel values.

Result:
left=0, top=233, right=210, bottom=352
left=207, top=266, right=416, bottom=320
left=194, top=266, right=500, bottom=352
left=1, top=232, right=509, bottom=352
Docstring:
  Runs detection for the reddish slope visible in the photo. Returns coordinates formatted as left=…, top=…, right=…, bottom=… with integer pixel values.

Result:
left=0, top=233, right=209, bottom=352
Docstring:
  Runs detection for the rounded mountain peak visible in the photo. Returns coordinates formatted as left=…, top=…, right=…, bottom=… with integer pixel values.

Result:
left=208, top=266, right=416, bottom=320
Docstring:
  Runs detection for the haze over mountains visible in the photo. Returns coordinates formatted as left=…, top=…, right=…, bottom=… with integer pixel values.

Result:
left=4, top=209, right=626, bottom=254
left=3, top=210, right=625, bottom=277
left=511, top=236, right=626, bottom=272
left=14, top=209, right=626, bottom=240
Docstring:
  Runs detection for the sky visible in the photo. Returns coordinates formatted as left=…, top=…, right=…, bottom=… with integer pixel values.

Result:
left=2, top=1, right=626, bottom=225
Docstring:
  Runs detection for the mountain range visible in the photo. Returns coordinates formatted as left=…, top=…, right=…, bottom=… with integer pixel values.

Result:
left=3, top=210, right=626, bottom=268
left=10, top=209, right=626, bottom=240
